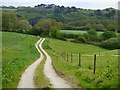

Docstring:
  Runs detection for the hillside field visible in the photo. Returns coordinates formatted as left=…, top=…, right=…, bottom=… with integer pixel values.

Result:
left=1, top=8, right=17, bottom=12
left=43, top=38, right=119, bottom=88
left=2, top=32, right=39, bottom=88
left=60, top=30, right=103, bottom=35
left=1, top=32, right=119, bottom=88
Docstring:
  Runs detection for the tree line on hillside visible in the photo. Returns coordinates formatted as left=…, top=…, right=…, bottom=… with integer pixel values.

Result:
left=2, top=4, right=118, bottom=33
left=2, top=12, right=32, bottom=33
left=2, top=5, right=120, bottom=50
left=15, top=4, right=118, bottom=25
left=2, top=11, right=118, bottom=35
left=16, top=4, right=117, bottom=20
left=62, top=19, right=118, bottom=32
left=2, top=11, right=119, bottom=50
left=73, top=29, right=119, bottom=50
left=2, top=12, right=60, bottom=38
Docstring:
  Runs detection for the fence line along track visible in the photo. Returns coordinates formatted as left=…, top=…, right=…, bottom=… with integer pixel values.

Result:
left=60, top=52, right=118, bottom=74
left=61, top=52, right=119, bottom=57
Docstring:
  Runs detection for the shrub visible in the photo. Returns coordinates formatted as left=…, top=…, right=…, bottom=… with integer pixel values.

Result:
left=62, top=33, right=79, bottom=39
left=77, top=35, right=87, bottom=43
left=83, top=33, right=101, bottom=42
left=49, top=28, right=58, bottom=38
left=56, top=32, right=66, bottom=41
left=87, top=29, right=97, bottom=36
left=29, top=25, right=44, bottom=35
left=100, top=38, right=120, bottom=49
left=101, top=31, right=117, bottom=40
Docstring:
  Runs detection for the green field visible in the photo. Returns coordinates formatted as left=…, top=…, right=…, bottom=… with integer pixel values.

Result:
left=43, top=38, right=119, bottom=88
left=2, top=32, right=119, bottom=88
left=2, top=32, right=39, bottom=88
left=60, top=30, right=103, bottom=35
left=1, top=8, right=17, bottom=12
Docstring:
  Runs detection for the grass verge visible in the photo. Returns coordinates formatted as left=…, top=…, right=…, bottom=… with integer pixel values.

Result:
left=2, top=32, right=39, bottom=88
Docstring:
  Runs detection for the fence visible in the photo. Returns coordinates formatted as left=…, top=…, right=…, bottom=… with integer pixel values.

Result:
left=60, top=52, right=118, bottom=74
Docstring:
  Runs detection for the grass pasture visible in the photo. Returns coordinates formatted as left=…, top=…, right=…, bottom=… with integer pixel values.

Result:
left=43, top=38, right=119, bottom=88
left=1, top=32, right=119, bottom=88
left=2, top=32, right=39, bottom=88
left=60, top=30, right=103, bottom=35
left=1, top=8, right=17, bottom=12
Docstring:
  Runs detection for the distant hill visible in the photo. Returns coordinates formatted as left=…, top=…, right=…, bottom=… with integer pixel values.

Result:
left=1, top=4, right=119, bottom=33
left=1, top=4, right=118, bottom=25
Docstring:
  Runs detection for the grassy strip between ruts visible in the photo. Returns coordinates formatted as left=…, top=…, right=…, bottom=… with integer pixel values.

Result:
left=34, top=38, right=51, bottom=88
left=42, top=39, right=80, bottom=88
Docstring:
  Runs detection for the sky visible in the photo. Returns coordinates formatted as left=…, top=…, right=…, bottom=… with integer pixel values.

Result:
left=0, top=0, right=119, bottom=9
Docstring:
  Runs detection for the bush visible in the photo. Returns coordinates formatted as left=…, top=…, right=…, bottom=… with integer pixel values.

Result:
left=83, top=33, right=101, bottom=42
left=77, top=35, right=87, bottom=43
left=29, top=25, right=44, bottom=36
left=87, top=29, right=97, bottom=36
left=101, top=31, right=117, bottom=40
left=62, top=33, right=79, bottom=39
left=49, top=28, right=58, bottom=38
left=56, top=32, right=66, bottom=41
left=100, top=38, right=120, bottom=50
left=74, top=29, right=102, bottom=45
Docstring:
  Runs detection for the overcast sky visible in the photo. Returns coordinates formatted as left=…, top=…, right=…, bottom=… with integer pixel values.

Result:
left=1, top=0, right=119, bottom=9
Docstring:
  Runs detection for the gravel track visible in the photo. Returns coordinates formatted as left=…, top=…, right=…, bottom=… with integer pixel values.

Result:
left=17, top=38, right=71, bottom=88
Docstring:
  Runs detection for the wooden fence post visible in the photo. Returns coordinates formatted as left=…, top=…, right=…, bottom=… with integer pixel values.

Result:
left=94, top=54, right=97, bottom=74
left=67, top=52, right=68, bottom=61
left=71, top=53, right=72, bottom=63
left=63, top=52, right=65, bottom=60
left=79, top=53, right=81, bottom=66
left=61, top=53, right=63, bottom=58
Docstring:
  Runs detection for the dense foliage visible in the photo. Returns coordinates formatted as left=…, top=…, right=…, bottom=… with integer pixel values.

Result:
left=2, top=4, right=118, bottom=32
left=101, top=38, right=120, bottom=49
left=1, top=4, right=119, bottom=49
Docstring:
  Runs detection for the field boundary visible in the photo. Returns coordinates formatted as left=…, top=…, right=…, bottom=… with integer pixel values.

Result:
left=60, top=52, right=118, bottom=74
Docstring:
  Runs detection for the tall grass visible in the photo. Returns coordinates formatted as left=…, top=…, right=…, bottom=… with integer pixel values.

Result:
left=2, top=32, right=39, bottom=88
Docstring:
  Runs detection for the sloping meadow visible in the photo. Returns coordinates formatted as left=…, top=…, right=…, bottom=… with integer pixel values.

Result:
left=2, top=32, right=39, bottom=88
left=43, top=38, right=119, bottom=88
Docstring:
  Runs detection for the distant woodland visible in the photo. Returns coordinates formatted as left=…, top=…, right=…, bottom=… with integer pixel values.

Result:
left=1, top=4, right=119, bottom=32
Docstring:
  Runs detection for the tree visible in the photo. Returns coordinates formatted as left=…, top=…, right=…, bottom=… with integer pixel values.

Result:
left=87, top=29, right=97, bottom=36
left=85, top=23, right=92, bottom=29
left=49, top=27, right=58, bottom=38
left=94, top=9, right=102, bottom=16
left=101, top=38, right=120, bottom=49
left=105, top=9, right=116, bottom=18
left=106, top=24, right=116, bottom=31
left=16, top=19, right=32, bottom=33
left=83, top=29, right=101, bottom=42
left=2, top=12, right=17, bottom=31
left=101, top=31, right=116, bottom=40
left=70, top=6, right=77, bottom=12
left=34, top=18, right=60, bottom=37
left=30, top=25, right=43, bottom=35
left=91, top=23, right=105, bottom=31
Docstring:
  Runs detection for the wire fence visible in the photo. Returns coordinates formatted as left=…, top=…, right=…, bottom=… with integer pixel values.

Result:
left=60, top=52, right=118, bottom=74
